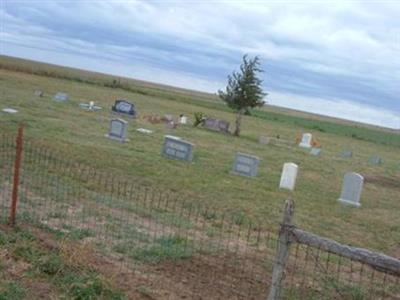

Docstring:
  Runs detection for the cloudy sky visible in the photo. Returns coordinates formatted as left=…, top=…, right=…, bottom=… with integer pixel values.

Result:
left=1, top=0, right=399, bottom=129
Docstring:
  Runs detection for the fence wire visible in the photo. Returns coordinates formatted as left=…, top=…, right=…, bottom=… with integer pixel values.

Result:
left=1, top=133, right=399, bottom=299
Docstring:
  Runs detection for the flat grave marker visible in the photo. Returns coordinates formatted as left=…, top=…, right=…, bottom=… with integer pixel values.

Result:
left=341, top=150, right=353, bottom=158
left=79, top=101, right=102, bottom=111
left=53, top=92, right=69, bottom=102
left=34, top=90, right=44, bottom=97
left=310, top=148, right=322, bottom=156
left=232, top=153, right=260, bottom=177
left=338, top=172, right=363, bottom=207
left=2, top=108, right=18, bottom=114
left=259, top=136, right=270, bottom=145
left=370, top=155, right=382, bottom=165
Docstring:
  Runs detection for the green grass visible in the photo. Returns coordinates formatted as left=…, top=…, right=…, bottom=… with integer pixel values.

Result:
left=0, top=55, right=399, bottom=256
left=0, top=227, right=126, bottom=299
left=131, top=235, right=193, bottom=263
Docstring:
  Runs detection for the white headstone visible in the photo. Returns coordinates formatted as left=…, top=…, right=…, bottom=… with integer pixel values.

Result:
left=179, top=115, right=187, bottom=124
left=338, top=172, right=363, bottom=207
left=279, top=163, right=298, bottom=190
left=299, top=133, right=312, bottom=148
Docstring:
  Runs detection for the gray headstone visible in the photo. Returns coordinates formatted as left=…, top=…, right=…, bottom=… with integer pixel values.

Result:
left=105, top=118, right=128, bottom=142
left=338, top=172, right=363, bottom=207
left=370, top=155, right=382, bottom=165
left=341, top=150, right=353, bottom=158
left=54, top=92, right=69, bottom=102
left=310, top=148, right=322, bottom=156
left=34, top=90, right=44, bottom=97
left=203, top=118, right=230, bottom=133
left=112, top=100, right=136, bottom=117
left=162, top=136, right=193, bottom=162
left=232, top=153, right=260, bottom=177
left=259, top=136, right=270, bottom=145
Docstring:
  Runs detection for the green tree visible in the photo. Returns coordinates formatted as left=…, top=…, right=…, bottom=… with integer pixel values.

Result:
left=218, top=55, right=266, bottom=136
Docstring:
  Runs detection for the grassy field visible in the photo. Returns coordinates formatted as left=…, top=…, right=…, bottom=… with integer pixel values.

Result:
left=0, top=55, right=399, bottom=260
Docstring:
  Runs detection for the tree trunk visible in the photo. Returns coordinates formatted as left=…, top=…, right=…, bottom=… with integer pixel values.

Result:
left=234, top=109, right=245, bottom=136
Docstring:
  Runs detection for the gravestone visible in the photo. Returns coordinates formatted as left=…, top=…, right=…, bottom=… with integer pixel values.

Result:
left=79, top=101, right=102, bottom=111
left=338, top=172, right=363, bottom=207
left=105, top=118, right=128, bottom=142
left=299, top=133, right=312, bottom=148
left=232, top=153, right=260, bottom=177
left=53, top=92, right=69, bottom=102
left=34, top=90, right=44, bottom=97
left=341, top=150, right=353, bottom=158
left=370, top=155, right=382, bottom=165
left=259, top=136, right=270, bottom=145
left=162, top=136, right=193, bottom=161
left=112, top=100, right=136, bottom=118
left=310, top=148, right=322, bottom=156
left=136, top=128, right=153, bottom=134
left=279, top=163, right=298, bottom=190
left=203, top=118, right=230, bottom=133
left=179, top=115, right=188, bottom=124
left=2, top=108, right=18, bottom=114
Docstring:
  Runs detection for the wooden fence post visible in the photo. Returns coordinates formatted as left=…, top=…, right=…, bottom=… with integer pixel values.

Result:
left=8, top=124, right=24, bottom=226
left=267, top=198, right=295, bottom=300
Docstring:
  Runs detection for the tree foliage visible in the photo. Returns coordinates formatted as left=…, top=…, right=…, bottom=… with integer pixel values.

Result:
left=218, top=55, right=266, bottom=136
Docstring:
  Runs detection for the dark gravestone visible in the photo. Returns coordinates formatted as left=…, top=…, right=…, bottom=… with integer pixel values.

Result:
left=203, top=118, right=230, bottom=133
left=162, top=136, right=193, bottom=162
left=112, top=100, right=136, bottom=118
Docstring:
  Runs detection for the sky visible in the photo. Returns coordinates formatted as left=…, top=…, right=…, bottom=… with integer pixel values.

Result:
left=1, top=0, right=399, bottom=129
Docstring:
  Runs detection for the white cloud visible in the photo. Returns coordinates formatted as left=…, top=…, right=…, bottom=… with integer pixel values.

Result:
left=1, top=0, right=399, bottom=128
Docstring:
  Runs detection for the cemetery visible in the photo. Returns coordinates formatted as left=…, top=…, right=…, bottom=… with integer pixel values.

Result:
left=0, top=57, right=399, bottom=299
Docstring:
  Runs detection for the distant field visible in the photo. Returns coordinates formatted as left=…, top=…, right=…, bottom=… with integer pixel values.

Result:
left=0, top=55, right=399, bottom=257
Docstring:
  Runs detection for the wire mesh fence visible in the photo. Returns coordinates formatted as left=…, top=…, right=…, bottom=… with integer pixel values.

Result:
left=1, top=130, right=399, bottom=299
left=0, top=133, right=278, bottom=299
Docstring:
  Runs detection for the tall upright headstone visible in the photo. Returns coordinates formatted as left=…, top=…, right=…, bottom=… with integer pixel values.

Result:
left=232, top=153, right=260, bottom=177
left=105, top=118, right=128, bottom=142
left=338, top=172, right=363, bottom=207
left=299, top=133, right=312, bottom=148
left=279, top=163, right=298, bottom=191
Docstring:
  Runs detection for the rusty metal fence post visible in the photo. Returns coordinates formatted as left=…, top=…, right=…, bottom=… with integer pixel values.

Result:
left=8, top=124, right=24, bottom=226
left=267, top=198, right=295, bottom=300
